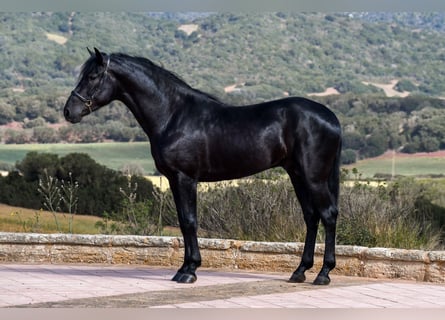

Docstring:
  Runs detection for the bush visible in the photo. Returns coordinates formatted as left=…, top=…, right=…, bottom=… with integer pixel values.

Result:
left=4, top=129, right=30, bottom=144
left=0, top=151, right=157, bottom=217
left=396, top=79, right=417, bottom=92
left=197, top=178, right=307, bottom=242
left=32, top=126, right=58, bottom=143
left=341, top=149, right=357, bottom=164
left=337, top=173, right=442, bottom=249
left=191, top=171, right=443, bottom=249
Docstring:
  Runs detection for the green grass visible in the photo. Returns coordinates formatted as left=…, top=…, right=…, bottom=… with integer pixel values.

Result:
left=1, top=143, right=444, bottom=179
left=344, top=155, right=445, bottom=178
left=0, top=142, right=156, bottom=174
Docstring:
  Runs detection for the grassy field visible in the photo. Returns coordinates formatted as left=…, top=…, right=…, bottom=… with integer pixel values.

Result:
left=344, top=151, right=445, bottom=178
left=1, top=143, right=444, bottom=178
left=0, top=203, right=103, bottom=234
left=0, top=203, right=182, bottom=236
left=0, top=142, right=156, bottom=174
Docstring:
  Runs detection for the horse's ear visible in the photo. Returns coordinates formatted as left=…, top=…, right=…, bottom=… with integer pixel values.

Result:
left=87, top=47, right=94, bottom=56
left=94, top=47, right=104, bottom=65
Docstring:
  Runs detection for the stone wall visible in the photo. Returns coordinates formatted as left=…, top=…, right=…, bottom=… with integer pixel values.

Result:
left=0, top=232, right=444, bottom=283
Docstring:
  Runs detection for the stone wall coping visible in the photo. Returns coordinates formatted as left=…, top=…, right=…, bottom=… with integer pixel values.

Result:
left=1, top=232, right=443, bottom=263
left=1, top=232, right=444, bottom=283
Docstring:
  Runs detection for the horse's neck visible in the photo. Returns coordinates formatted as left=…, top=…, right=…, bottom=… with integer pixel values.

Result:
left=114, top=67, right=185, bottom=139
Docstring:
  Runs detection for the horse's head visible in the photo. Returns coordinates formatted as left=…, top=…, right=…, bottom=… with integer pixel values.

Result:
left=64, top=48, right=115, bottom=123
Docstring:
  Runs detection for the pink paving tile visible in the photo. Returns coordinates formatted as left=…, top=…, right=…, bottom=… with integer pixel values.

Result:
left=224, top=296, right=279, bottom=308
left=171, top=302, right=211, bottom=308
left=2, top=263, right=445, bottom=308
left=199, top=299, right=253, bottom=308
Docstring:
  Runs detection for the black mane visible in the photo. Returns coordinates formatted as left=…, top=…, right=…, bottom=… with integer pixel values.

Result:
left=80, top=52, right=222, bottom=104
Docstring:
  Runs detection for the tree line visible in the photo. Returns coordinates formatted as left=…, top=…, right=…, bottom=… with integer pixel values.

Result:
left=317, top=94, right=445, bottom=163
left=0, top=152, right=156, bottom=216
left=2, top=93, right=444, bottom=165
left=1, top=12, right=445, bottom=164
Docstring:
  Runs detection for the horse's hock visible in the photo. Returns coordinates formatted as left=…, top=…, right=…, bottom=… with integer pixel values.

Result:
left=0, top=232, right=443, bottom=283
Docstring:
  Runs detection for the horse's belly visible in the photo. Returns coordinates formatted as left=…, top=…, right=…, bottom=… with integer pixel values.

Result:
left=199, top=143, right=285, bottom=181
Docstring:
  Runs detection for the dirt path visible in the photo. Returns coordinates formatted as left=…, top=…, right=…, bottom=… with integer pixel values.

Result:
left=307, top=87, right=340, bottom=97
left=362, top=79, right=410, bottom=97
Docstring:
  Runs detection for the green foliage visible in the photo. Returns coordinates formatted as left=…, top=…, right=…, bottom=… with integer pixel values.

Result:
left=193, top=172, right=444, bottom=249
left=198, top=179, right=306, bottom=242
left=338, top=170, right=443, bottom=249
left=16, top=151, right=59, bottom=181
left=319, top=94, right=445, bottom=160
left=341, top=149, right=357, bottom=165
left=396, top=79, right=417, bottom=92
left=2, top=149, right=444, bottom=250
left=95, top=176, right=176, bottom=235
left=0, top=151, right=156, bottom=217
left=0, top=12, right=444, bottom=158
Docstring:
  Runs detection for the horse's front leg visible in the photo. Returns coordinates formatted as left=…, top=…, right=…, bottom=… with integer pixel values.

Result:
left=169, top=173, right=201, bottom=283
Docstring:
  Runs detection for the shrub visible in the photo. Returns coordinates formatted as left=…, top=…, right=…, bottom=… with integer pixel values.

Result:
left=0, top=151, right=157, bottom=217
left=337, top=174, right=442, bottom=249
left=197, top=178, right=307, bottom=242
left=192, top=171, right=443, bottom=249
left=341, top=149, right=357, bottom=165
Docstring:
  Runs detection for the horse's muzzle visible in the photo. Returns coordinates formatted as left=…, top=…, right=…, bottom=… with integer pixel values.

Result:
left=63, top=105, right=82, bottom=124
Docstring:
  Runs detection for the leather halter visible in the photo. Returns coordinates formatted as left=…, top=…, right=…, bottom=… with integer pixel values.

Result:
left=70, top=56, right=110, bottom=115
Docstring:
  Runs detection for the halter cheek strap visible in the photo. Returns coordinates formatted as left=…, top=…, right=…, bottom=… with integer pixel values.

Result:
left=71, top=56, right=111, bottom=114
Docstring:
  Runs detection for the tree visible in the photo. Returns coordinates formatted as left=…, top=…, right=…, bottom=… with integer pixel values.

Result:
left=341, top=149, right=357, bottom=164
left=2, top=151, right=157, bottom=216
left=342, top=131, right=365, bottom=150
left=362, top=133, right=388, bottom=158
left=15, top=151, right=60, bottom=182
left=0, top=104, right=15, bottom=125
left=0, top=171, right=41, bottom=208
left=33, top=126, right=58, bottom=143
left=4, top=129, right=30, bottom=144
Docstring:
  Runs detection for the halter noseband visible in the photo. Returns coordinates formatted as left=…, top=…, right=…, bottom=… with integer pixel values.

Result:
left=71, top=56, right=110, bottom=114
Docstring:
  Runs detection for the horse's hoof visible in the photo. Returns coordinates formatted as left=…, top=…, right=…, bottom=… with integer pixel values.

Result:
left=288, top=272, right=306, bottom=283
left=176, top=273, right=197, bottom=284
left=171, top=272, right=183, bottom=282
left=313, top=275, right=330, bottom=285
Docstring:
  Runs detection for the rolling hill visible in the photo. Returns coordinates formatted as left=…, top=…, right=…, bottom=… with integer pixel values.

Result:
left=1, top=12, right=445, bottom=163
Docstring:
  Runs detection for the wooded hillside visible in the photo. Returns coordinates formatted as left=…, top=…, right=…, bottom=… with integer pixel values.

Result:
left=1, top=12, right=445, bottom=162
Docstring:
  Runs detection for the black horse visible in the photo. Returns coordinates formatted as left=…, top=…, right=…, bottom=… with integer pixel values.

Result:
left=64, top=48, right=342, bottom=285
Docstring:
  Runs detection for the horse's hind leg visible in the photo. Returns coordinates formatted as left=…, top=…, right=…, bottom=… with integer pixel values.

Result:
left=307, top=181, right=338, bottom=285
left=169, top=173, right=201, bottom=283
left=287, top=171, right=338, bottom=285
left=287, top=172, right=320, bottom=283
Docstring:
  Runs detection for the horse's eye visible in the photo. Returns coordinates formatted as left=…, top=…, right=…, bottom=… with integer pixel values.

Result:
left=89, top=74, right=99, bottom=81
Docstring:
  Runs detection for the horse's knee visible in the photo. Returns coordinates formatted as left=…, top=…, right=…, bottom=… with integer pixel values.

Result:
left=179, top=215, right=198, bottom=234
left=320, top=206, right=338, bottom=229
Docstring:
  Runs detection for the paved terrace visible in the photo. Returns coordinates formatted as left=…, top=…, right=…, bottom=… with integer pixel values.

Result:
left=1, top=233, right=444, bottom=308
left=1, top=263, right=445, bottom=308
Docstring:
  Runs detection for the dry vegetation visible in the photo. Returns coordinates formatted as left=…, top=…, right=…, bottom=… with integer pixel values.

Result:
left=0, top=203, right=102, bottom=234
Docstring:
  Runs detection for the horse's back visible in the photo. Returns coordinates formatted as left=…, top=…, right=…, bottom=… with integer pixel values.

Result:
left=156, top=96, right=340, bottom=182
left=268, top=97, right=340, bottom=131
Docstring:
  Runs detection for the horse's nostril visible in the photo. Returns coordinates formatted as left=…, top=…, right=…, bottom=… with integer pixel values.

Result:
left=64, top=108, right=70, bottom=119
